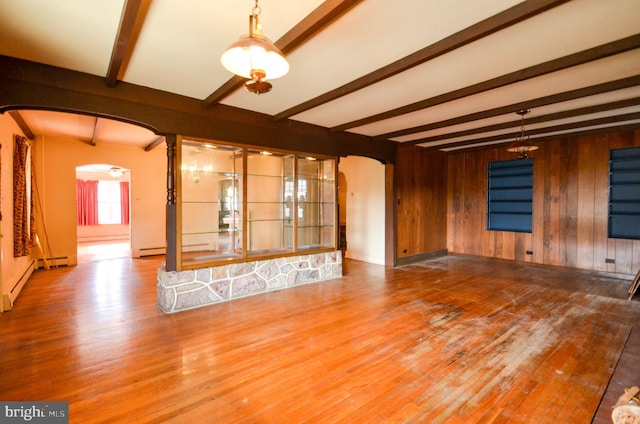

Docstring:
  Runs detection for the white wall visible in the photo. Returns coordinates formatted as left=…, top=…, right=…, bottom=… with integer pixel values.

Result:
left=31, top=135, right=166, bottom=264
left=339, top=156, right=385, bottom=265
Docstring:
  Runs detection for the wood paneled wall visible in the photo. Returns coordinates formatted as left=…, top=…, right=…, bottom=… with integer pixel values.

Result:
left=395, top=146, right=448, bottom=258
left=446, top=129, right=640, bottom=275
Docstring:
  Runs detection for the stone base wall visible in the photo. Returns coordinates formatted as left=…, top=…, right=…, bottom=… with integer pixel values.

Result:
left=157, top=251, right=343, bottom=313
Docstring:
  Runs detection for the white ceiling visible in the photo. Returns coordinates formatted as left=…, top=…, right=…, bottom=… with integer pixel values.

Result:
left=0, top=0, right=638, bottom=151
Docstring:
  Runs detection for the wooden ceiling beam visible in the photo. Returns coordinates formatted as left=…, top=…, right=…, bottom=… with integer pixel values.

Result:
left=331, top=34, right=640, bottom=132
left=376, top=75, right=640, bottom=141
left=8, top=110, right=35, bottom=140
left=202, top=0, right=363, bottom=106
left=405, top=97, right=640, bottom=146
left=144, top=135, right=165, bottom=152
left=435, top=123, right=640, bottom=154
left=422, top=112, right=640, bottom=151
left=105, top=0, right=145, bottom=87
left=0, top=56, right=396, bottom=163
left=90, top=117, right=103, bottom=146
left=273, top=0, right=572, bottom=122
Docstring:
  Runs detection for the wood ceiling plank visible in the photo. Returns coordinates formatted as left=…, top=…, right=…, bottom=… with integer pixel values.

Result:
left=203, top=0, right=363, bottom=106
left=105, top=0, right=145, bottom=87
left=331, top=34, right=640, bottom=133
left=273, top=0, right=572, bottom=122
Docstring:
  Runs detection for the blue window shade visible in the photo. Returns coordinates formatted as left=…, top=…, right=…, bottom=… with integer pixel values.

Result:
left=487, top=158, right=533, bottom=233
left=609, top=147, right=640, bottom=239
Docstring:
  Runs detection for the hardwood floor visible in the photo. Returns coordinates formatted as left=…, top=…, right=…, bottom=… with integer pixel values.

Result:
left=77, top=240, right=131, bottom=262
left=1, top=253, right=638, bottom=423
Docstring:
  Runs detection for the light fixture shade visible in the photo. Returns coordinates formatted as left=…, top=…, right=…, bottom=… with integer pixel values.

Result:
left=221, top=34, right=289, bottom=80
left=506, top=140, right=539, bottom=154
left=507, top=140, right=538, bottom=159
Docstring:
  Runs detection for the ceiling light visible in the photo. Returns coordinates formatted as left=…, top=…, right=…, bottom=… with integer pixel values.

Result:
left=507, top=109, right=538, bottom=159
left=221, top=0, right=289, bottom=95
left=109, top=167, right=123, bottom=178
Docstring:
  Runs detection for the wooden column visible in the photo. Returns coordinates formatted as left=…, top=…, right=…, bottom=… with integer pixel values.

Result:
left=385, top=163, right=396, bottom=266
left=165, top=134, right=177, bottom=271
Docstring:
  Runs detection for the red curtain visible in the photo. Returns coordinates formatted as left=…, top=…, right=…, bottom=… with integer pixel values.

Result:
left=120, top=181, right=130, bottom=225
left=76, top=179, right=98, bottom=225
left=14, top=135, right=35, bottom=256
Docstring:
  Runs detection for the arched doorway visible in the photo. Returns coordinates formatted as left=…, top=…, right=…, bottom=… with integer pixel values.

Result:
left=338, top=156, right=386, bottom=265
left=3, top=109, right=166, bottom=267
left=76, top=164, right=131, bottom=262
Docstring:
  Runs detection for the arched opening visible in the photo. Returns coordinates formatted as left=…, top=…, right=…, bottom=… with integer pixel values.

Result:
left=76, top=164, right=132, bottom=262
left=3, top=108, right=167, bottom=267
left=338, top=156, right=386, bottom=265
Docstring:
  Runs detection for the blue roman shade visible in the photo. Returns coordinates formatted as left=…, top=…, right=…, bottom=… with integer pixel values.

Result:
left=487, top=158, right=533, bottom=233
left=609, top=147, right=640, bottom=239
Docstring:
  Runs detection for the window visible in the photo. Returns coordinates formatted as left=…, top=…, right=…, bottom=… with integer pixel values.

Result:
left=487, top=158, right=533, bottom=233
left=97, top=180, right=122, bottom=224
left=608, top=147, right=640, bottom=239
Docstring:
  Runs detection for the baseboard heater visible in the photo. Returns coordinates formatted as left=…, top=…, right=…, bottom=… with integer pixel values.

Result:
left=2, top=259, right=36, bottom=311
left=37, top=256, right=70, bottom=268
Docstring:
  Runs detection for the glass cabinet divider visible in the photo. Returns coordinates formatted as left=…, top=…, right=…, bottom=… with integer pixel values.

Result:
left=176, top=138, right=337, bottom=270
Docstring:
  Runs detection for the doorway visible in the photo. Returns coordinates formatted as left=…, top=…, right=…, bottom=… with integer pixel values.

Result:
left=337, top=156, right=386, bottom=265
left=76, top=164, right=131, bottom=262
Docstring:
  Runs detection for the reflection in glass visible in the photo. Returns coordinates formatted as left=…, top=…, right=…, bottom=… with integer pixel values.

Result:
left=181, top=141, right=243, bottom=263
left=298, top=157, right=336, bottom=250
left=178, top=140, right=336, bottom=268
left=247, top=150, right=294, bottom=255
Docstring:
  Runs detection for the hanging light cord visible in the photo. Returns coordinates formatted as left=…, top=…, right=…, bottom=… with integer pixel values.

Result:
left=250, top=1, right=262, bottom=36
left=516, top=109, right=529, bottom=142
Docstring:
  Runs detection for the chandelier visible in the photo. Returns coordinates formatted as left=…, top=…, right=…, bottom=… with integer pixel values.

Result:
left=507, top=109, right=538, bottom=159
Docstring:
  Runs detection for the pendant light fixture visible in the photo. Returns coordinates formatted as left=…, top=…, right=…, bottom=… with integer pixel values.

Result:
left=507, top=109, right=538, bottom=158
left=221, top=0, right=289, bottom=94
